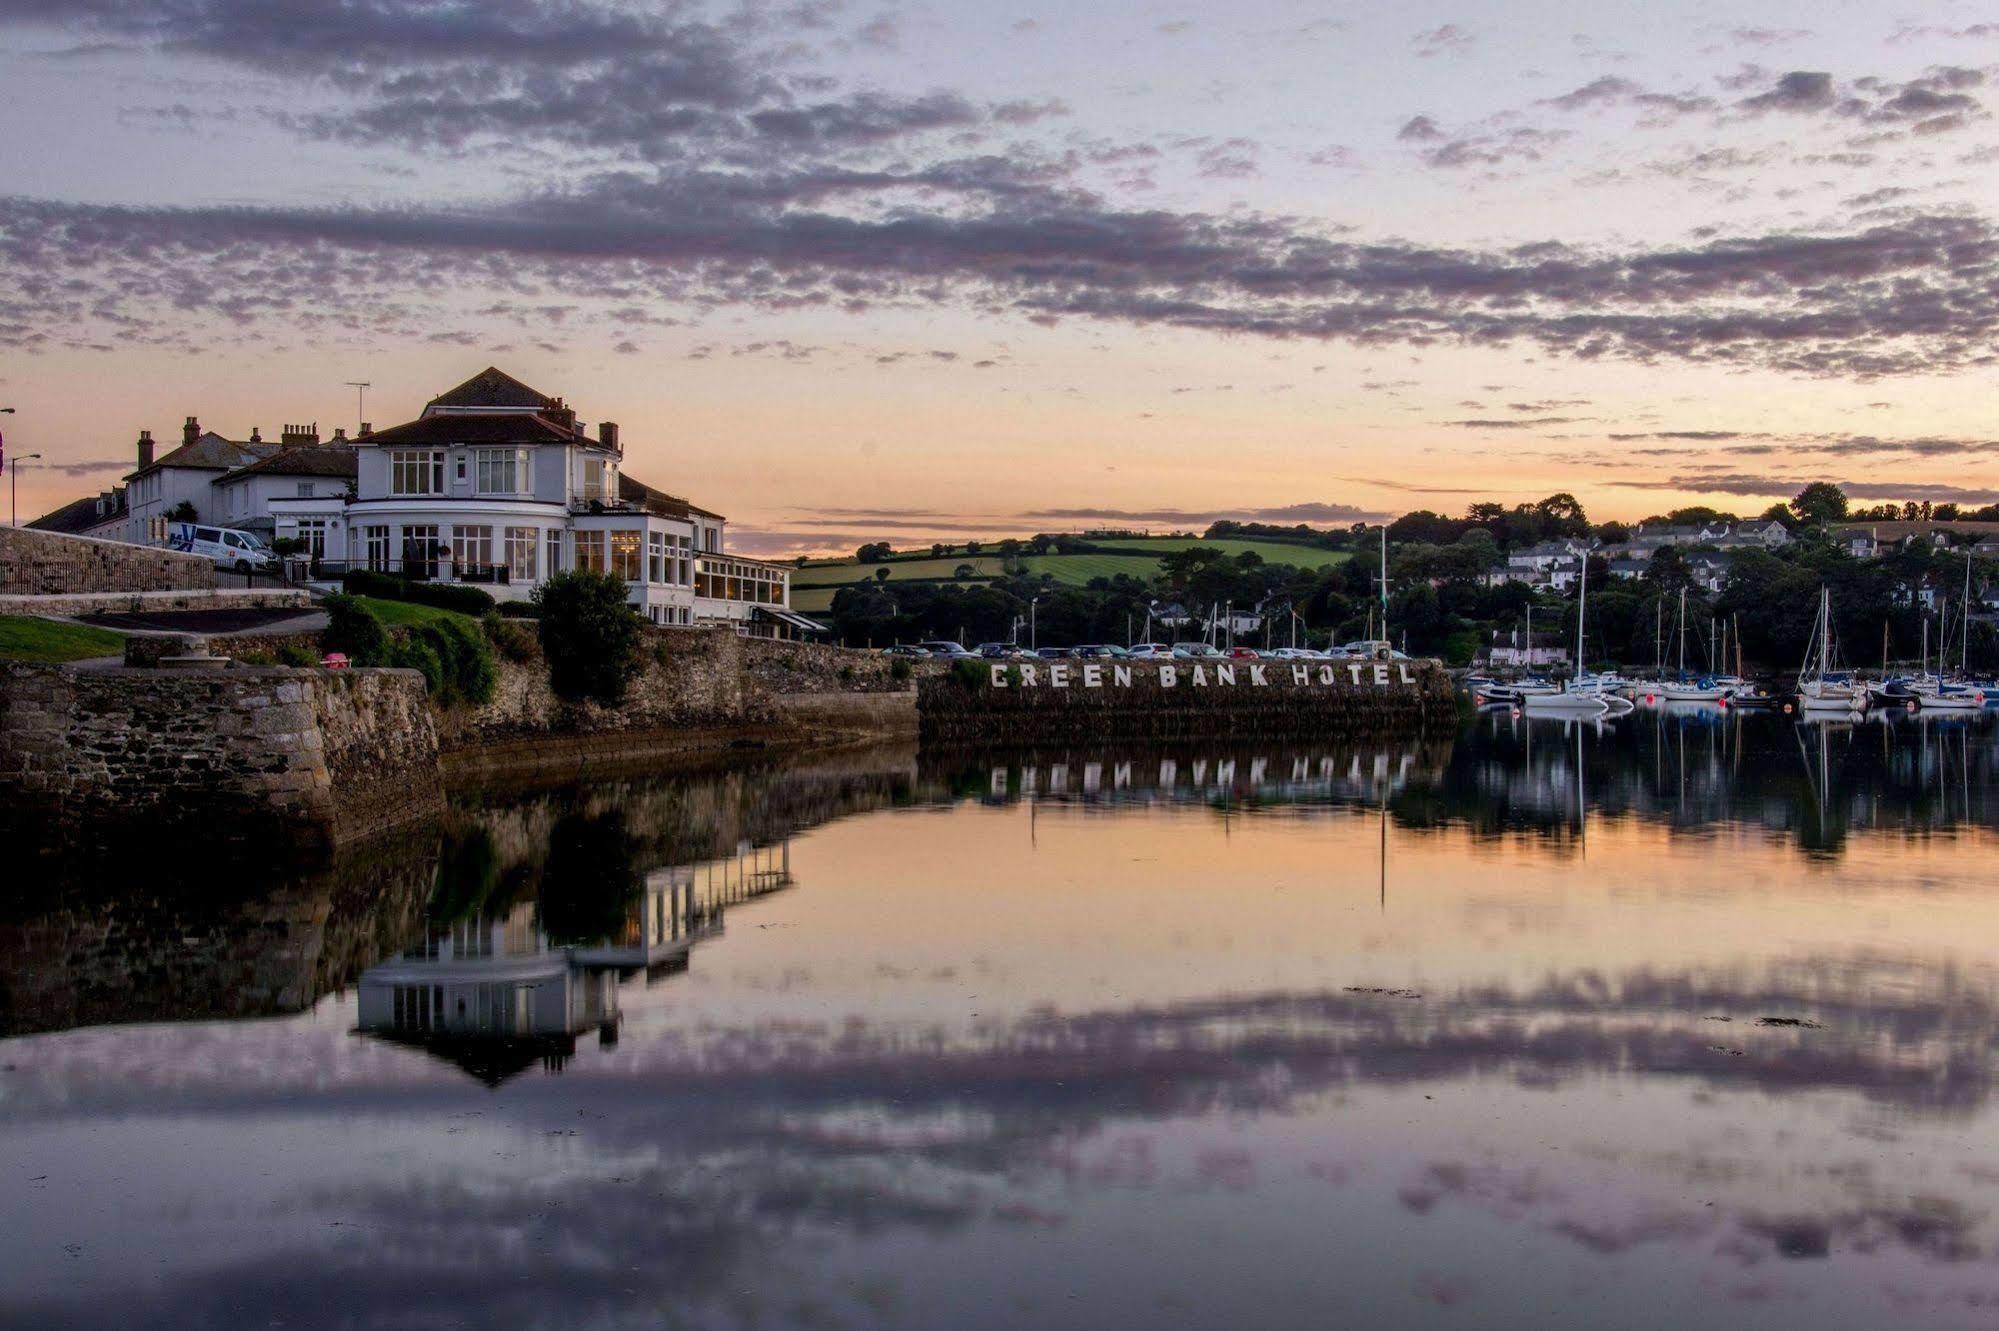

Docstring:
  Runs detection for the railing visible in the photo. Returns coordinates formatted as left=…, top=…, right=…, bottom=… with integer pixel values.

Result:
left=310, top=557, right=515, bottom=585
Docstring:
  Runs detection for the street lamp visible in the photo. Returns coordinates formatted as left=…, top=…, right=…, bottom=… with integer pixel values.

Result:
left=1030, top=595, right=1040, bottom=651
left=10, top=451, right=42, bottom=529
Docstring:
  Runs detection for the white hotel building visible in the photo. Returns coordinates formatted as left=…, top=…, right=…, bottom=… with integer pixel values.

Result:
left=270, top=367, right=820, bottom=636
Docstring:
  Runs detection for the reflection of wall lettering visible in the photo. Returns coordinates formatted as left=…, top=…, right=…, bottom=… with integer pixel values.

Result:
left=990, top=662, right=1419, bottom=689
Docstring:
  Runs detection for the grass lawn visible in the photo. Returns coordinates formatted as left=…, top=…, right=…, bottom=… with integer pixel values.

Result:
left=0, top=615, right=126, bottom=663
left=349, top=596, right=481, bottom=629
left=792, top=555, right=1006, bottom=587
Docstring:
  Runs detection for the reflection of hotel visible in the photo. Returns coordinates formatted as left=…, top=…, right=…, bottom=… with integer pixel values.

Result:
left=980, top=746, right=1433, bottom=806
left=357, top=841, right=792, bottom=1082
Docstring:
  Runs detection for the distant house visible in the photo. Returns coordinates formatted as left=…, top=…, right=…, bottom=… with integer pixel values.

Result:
left=1684, top=552, right=1733, bottom=594
left=1709, top=519, right=1792, bottom=551
left=121, top=417, right=279, bottom=543
left=212, top=441, right=359, bottom=548
left=1829, top=520, right=1999, bottom=556
left=1149, top=600, right=1193, bottom=630
left=1606, top=556, right=1649, bottom=581
left=1498, top=538, right=1590, bottom=589
left=25, top=486, right=127, bottom=540
left=1481, top=631, right=1571, bottom=670
left=1627, top=522, right=1719, bottom=552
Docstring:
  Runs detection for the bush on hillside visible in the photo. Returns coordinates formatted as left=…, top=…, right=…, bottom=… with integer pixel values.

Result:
left=404, top=581, right=495, bottom=615
left=496, top=600, right=542, bottom=618
left=342, top=569, right=403, bottom=599
left=533, top=570, right=643, bottom=704
left=482, top=611, right=539, bottom=664
left=320, top=594, right=388, bottom=663
left=388, top=634, right=445, bottom=697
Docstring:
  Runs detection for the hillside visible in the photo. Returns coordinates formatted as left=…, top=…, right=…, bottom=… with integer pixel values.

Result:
left=789, top=536, right=1349, bottom=614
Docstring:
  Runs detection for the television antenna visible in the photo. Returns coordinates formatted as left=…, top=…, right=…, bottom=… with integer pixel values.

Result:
left=344, top=381, right=371, bottom=434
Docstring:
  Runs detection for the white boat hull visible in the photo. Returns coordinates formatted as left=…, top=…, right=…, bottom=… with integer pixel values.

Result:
left=1523, top=693, right=1610, bottom=717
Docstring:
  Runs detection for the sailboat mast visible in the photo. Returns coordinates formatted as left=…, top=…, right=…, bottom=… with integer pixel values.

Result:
left=1576, top=554, right=1587, bottom=678
left=1379, top=526, right=1388, bottom=647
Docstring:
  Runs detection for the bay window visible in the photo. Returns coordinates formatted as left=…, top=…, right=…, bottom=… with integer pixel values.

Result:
left=575, top=530, right=607, bottom=573
left=611, top=529, right=642, bottom=581
left=506, top=526, right=538, bottom=581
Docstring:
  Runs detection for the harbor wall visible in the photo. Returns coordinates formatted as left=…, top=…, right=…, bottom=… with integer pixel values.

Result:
left=0, top=664, right=442, bottom=854
left=918, top=657, right=1457, bottom=744
left=0, top=525, right=216, bottom=595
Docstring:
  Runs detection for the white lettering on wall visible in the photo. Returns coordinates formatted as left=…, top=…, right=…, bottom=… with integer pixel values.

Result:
left=1291, top=665, right=1310, bottom=686
left=1051, top=664, right=1071, bottom=688
left=1373, top=663, right=1390, bottom=685
left=1160, top=664, right=1179, bottom=688
left=1192, top=665, right=1209, bottom=686
left=1021, top=665, right=1039, bottom=686
left=1083, top=663, right=1103, bottom=688
left=1216, top=664, right=1236, bottom=686
left=990, top=664, right=1008, bottom=687
left=1113, top=664, right=1133, bottom=687
left=1249, top=665, right=1268, bottom=686
left=1347, top=664, right=1365, bottom=685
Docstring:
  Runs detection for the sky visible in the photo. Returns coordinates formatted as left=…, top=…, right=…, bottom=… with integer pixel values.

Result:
left=3, top=0, right=1999, bottom=554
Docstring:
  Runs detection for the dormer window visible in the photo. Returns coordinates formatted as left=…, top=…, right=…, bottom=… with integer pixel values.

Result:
left=581, top=457, right=609, bottom=502
left=476, top=448, right=531, bottom=496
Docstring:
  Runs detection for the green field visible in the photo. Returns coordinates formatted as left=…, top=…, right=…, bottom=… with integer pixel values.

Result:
left=790, top=537, right=1348, bottom=608
left=792, top=555, right=1007, bottom=587
left=0, top=615, right=126, bottom=662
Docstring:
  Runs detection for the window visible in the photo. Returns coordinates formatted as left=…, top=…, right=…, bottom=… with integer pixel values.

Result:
left=647, top=532, right=665, bottom=583
left=295, top=482, right=315, bottom=498
left=391, top=451, right=444, bottom=496
left=401, top=524, right=440, bottom=578
left=545, top=528, right=564, bottom=576
left=294, top=519, right=329, bottom=559
left=611, top=530, right=642, bottom=582
left=575, top=530, right=607, bottom=573
left=452, top=524, right=494, bottom=572
left=364, top=525, right=390, bottom=571
left=581, top=458, right=609, bottom=502
left=477, top=449, right=530, bottom=496
left=506, top=526, right=538, bottom=581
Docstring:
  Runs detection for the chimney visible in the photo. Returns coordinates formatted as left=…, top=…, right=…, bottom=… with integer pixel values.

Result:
left=598, top=421, right=619, bottom=452
left=137, top=429, right=155, bottom=470
left=183, top=416, right=199, bottom=447
left=249, top=427, right=262, bottom=444
left=332, top=426, right=347, bottom=442
left=281, top=422, right=319, bottom=447
left=358, top=422, right=371, bottom=438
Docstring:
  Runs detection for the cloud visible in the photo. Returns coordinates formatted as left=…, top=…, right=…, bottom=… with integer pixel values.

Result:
left=1443, top=417, right=1588, bottom=428
left=1737, top=70, right=1837, bottom=113
left=2, top=7, right=1999, bottom=379
left=1607, top=473, right=1999, bottom=504
left=1411, top=24, right=1473, bottom=58
left=1024, top=502, right=1383, bottom=524
left=26, top=458, right=131, bottom=476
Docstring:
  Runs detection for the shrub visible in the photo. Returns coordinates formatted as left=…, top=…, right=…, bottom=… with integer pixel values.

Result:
left=276, top=640, right=318, bottom=667
left=403, top=581, right=495, bottom=615
left=533, top=570, right=643, bottom=704
left=342, top=569, right=404, bottom=599
left=320, top=594, right=388, bottom=664
left=389, top=634, right=445, bottom=696
left=432, top=616, right=496, bottom=704
left=496, top=601, right=542, bottom=619
left=482, top=612, right=539, bottom=664
left=889, top=658, right=912, bottom=682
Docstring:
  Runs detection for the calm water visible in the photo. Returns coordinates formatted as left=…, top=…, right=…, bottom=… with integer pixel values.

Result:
left=7, top=710, right=1999, bottom=1329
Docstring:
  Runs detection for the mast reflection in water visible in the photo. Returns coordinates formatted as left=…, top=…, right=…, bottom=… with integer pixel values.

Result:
left=7, top=716, right=1999, bottom=1330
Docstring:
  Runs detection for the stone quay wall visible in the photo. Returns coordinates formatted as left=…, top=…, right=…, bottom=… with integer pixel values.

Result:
left=0, top=525, right=216, bottom=595
left=918, top=657, right=1459, bottom=744
left=0, top=664, right=441, bottom=854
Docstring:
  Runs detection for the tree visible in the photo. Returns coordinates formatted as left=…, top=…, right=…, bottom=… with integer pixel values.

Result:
left=534, top=570, right=643, bottom=704
left=954, top=563, right=976, bottom=580
left=964, top=540, right=982, bottom=556
left=855, top=542, right=893, bottom=563
left=875, top=566, right=892, bottom=583
left=1790, top=482, right=1849, bottom=527
left=167, top=499, right=198, bottom=523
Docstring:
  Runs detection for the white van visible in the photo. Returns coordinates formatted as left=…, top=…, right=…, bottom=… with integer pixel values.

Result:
left=167, top=522, right=277, bottom=573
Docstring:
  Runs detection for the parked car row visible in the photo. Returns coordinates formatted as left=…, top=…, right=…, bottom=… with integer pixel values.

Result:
left=881, top=639, right=1411, bottom=662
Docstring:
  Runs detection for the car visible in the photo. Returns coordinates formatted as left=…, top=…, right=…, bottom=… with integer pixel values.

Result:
left=1225, top=646, right=1261, bottom=660
left=1127, top=643, right=1174, bottom=660
left=1171, top=642, right=1225, bottom=660
left=974, top=642, right=1016, bottom=659
left=1264, top=647, right=1324, bottom=661
left=917, top=640, right=978, bottom=660
left=1072, top=644, right=1131, bottom=659
left=166, top=521, right=277, bottom=574
left=1035, top=646, right=1074, bottom=660
left=883, top=644, right=929, bottom=659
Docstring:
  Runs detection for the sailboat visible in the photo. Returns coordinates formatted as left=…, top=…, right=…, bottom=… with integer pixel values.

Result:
left=1797, top=586, right=1864, bottom=713
left=1525, top=556, right=1612, bottom=717
left=1660, top=588, right=1727, bottom=702
left=1922, top=574, right=1986, bottom=711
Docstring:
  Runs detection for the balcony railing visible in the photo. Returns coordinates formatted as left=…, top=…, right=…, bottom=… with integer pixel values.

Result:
left=314, top=557, right=516, bottom=585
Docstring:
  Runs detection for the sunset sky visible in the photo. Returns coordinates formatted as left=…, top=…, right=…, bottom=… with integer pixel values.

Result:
left=4, top=0, right=1999, bottom=554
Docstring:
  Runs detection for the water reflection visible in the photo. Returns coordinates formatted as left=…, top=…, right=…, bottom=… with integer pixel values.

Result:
left=357, top=841, right=791, bottom=1084
left=10, top=724, right=1999, bottom=1328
